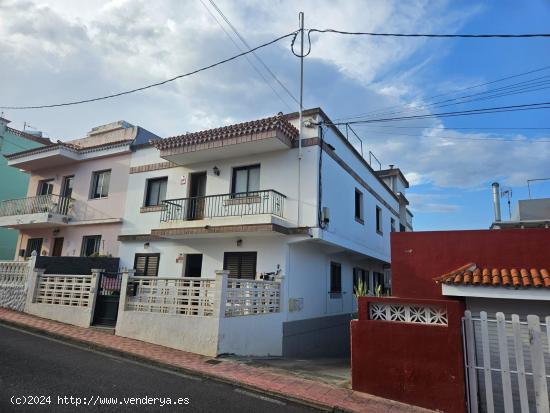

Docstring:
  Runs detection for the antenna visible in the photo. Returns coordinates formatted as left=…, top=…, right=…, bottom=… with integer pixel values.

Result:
left=501, top=187, right=513, bottom=220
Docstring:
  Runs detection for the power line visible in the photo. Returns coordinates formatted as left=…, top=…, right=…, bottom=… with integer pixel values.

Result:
left=334, top=66, right=550, bottom=121
left=0, top=31, right=297, bottom=110
left=327, top=102, right=550, bottom=126
left=309, top=28, right=550, bottom=38
left=343, top=76, right=550, bottom=122
left=355, top=125, right=550, bottom=131
left=198, top=0, right=293, bottom=110
left=207, top=0, right=300, bottom=106
left=360, top=128, right=550, bottom=143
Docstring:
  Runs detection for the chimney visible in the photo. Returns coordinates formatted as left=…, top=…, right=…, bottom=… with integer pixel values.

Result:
left=492, top=182, right=501, bottom=222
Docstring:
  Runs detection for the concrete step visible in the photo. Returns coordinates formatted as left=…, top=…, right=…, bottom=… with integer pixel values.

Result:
left=90, top=325, right=115, bottom=335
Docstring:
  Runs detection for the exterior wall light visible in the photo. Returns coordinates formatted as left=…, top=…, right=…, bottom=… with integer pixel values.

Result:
left=236, top=239, right=243, bottom=247
left=144, top=242, right=150, bottom=250
left=213, top=166, right=220, bottom=176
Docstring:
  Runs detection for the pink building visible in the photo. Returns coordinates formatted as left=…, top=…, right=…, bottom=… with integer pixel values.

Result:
left=0, top=121, right=159, bottom=259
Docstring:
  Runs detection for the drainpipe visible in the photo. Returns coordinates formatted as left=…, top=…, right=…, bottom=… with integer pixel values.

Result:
left=492, top=182, right=501, bottom=222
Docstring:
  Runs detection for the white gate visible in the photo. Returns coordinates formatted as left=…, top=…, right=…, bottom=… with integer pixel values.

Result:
left=462, top=310, right=550, bottom=413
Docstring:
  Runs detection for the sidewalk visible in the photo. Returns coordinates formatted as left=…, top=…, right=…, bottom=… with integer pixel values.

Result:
left=0, top=308, right=431, bottom=413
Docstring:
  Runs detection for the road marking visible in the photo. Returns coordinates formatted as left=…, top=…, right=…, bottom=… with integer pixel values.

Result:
left=0, top=323, right=202, bottom=381
left=233, top=388, right=287, bottom=406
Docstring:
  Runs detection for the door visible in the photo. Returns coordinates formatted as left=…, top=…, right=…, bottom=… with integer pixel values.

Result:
left=187, top=172, right=207, bottom=220
left=92, top=271, right=122, bottom=327
left=52, top=237, right=64, bottom=256
left=327, top=261, right=344, bottom=314
left=185, top=254, right=203, bottom=277
left=59, top=176, right=74, bottom=214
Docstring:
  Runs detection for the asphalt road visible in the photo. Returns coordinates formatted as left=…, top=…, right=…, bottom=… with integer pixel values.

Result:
left=0, top=324, right=321, bottom=413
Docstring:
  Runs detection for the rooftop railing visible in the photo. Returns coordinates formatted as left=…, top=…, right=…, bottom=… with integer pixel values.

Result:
left=0, top=194, right=73, bottom=217
left=160, top=189, right=286, bottom=222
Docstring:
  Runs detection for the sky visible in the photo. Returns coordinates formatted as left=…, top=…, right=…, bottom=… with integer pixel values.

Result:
left=1, top=0, right=549, bottom=231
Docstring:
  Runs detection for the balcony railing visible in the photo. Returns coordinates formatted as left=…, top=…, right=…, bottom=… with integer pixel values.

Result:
left=0, top=194, right=73, bottom=217
left=160, top=190, right=286, bottom=222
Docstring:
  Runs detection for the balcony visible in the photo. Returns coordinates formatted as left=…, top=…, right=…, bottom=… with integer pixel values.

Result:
left=0, top=194, right=73, bottom=228
left=153, top=190, right=297, bottom=238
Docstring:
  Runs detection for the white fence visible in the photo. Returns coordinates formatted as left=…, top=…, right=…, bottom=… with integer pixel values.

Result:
left=225, top=278, right=281, bottom=317
left=0, top=257, right=35, bottom=311
left=463, top=311, right=550, bottom=413
left=123, top=273, right=281, bottom=318
left=126, top=277, right=217, bottom=316
left=34, top=274, right=94, bottom=307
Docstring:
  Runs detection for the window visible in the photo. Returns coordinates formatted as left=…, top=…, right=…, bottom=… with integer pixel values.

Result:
left=145, top=177, right=167, bottom=206
left=185, top=254, right=203, bottom=277
left=370, top=271, right=389, bottom=296
left=354, top=189, right=364, bottom=223
left=330, top=262, right=342, bottom=297
left=37, top=179, right=54, bottom=195
left=353, top=268, right=368, bottom=293
left=223, top=252, right=257, bottom=279
left=81, top=235, right=101, bottom=256
left=90, top=170, right=111, bottom=199
left=232, top=165, right=260, bottom=195
left=400, top=223, right=406, bottom=232
left=25, top=238, right=43, bottom=257
left=134, top=253, right=160, bottom=277
left=376, top=206, right=383, bottom=234
left=391, top=218, right=396, bottom=233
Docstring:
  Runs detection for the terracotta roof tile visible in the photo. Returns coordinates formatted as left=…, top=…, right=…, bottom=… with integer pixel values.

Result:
left=434, top=264, right=550, bottom=290
left=153, top=114, right=299, bottom=151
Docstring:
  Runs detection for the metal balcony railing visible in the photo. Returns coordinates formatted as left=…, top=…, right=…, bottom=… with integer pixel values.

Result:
left=160, top=190, right=286, bottom=222
left=0, top=194, right=73, bottom=217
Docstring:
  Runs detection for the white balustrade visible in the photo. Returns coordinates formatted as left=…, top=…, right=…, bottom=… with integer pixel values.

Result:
left=34, top=274, right=93, bottom=307
left=225, top=278, right=281, bottom=317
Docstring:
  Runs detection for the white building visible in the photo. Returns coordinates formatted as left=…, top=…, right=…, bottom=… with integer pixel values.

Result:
left=116, top=108, right=412, bottom=357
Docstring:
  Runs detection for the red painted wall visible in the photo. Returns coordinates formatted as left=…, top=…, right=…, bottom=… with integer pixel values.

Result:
left=351, top=296, right=466, bottom=413
left=390, top=228, right=550, bottom=300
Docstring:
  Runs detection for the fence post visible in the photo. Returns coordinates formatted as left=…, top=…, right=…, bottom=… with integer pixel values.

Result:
left=527, top=315, right=550, bottom=413
left=214, top=270, right=229, bottom=319
left=116, top=268, right=134, bottom=326
left=24, top=267, right=44, bottom=312
left=87, top=269, right=103, bottom=326
left=275, top=273, right=284, bottom=314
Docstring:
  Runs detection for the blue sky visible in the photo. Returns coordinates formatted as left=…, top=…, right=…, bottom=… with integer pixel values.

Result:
left=1, top=0, right=549, bottom=231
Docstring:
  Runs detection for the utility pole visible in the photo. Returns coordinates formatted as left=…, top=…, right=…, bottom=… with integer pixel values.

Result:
left=297, top=11, right=304, bottom=227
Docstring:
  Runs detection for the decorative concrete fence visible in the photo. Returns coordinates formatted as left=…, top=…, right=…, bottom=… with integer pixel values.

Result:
left=25, top=268, right=101, bottom=328
left=116, top=270, right=284, bottom=357
left=0, top=254, right=36, bottom=312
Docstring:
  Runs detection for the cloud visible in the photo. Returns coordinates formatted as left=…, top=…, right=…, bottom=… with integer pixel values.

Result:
left=407, top=193, right=460, bottom=213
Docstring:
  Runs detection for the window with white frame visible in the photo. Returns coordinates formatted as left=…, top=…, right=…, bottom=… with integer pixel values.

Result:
left=90, top=170, right=111, bottom=199
left=232, top=164, right=260, bottom=195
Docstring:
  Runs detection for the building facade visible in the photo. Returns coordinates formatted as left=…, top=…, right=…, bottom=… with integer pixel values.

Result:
left=0, top=117, right=51, bottom=259
left=116, top=108, right=411, bottom=356
left=0, top=121, right=159, bottom=259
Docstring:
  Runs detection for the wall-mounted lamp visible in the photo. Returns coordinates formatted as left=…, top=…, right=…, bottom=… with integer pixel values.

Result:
left=236, top=239, right=243, bottom=247
left=52, top=228, right=60, bottom=236
left=144, top=242, right=150, bottom=250
left=213, top=166, right=220, bottom=176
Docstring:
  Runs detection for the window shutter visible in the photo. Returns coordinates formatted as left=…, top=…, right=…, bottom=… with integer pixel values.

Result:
left=134, top=253, right=160, bottom=277
left=223, top=252, right=257, bottom=279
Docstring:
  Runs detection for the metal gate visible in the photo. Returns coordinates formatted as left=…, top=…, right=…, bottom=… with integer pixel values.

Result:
left=462, top=310, right=550, bottom=413
left=92, top=271, right=122, bottom=327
